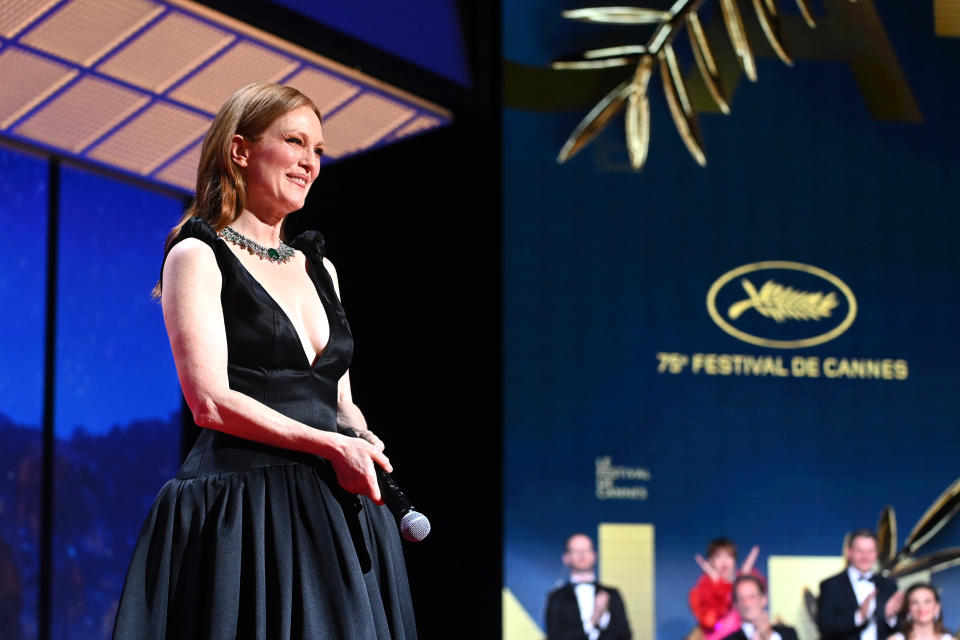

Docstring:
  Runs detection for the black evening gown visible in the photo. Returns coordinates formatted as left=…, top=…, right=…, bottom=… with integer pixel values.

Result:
left=113, top=219, right=417, bottom=639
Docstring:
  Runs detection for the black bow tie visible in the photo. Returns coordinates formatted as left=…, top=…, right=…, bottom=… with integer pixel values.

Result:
left=857, top=572, right=873, bottom=582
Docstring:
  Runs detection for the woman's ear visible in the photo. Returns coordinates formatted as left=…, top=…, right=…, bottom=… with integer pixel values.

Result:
left=230, top=134, right=249, bottom=167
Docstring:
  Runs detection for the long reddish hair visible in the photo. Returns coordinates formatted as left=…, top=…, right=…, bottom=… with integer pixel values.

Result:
left=153, top=83, right=321, bottom=296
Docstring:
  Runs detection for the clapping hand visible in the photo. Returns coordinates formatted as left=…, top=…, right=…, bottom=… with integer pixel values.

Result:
left=753, top=611, right=774, bottom=640
left=884, top=590, right=904, bottom=620
left=859, top=590, right=877, bottom=622
left=592, top=589, right=610, bottom=626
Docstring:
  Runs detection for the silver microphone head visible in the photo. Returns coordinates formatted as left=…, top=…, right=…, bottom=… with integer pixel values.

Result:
left=399, top=510, right=431, bottom=542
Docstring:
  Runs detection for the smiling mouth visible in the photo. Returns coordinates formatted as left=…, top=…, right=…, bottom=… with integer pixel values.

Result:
left=287, top=175, right=308, bottom=187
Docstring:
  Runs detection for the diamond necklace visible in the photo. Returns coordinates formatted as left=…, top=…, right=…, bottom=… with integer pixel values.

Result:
left=219, top=225, right=295, bottom=263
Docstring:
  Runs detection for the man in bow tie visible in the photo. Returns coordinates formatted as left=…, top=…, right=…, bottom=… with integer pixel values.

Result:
left=545, top=533, right=632, bottom=640
left=816, top=529, right=904, bottom=640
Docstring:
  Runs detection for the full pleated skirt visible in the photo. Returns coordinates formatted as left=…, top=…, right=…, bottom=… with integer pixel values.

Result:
left=113, top=462, right=417, bottom=640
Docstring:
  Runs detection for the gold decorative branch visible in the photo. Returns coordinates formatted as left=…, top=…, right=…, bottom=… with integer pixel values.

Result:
left=885, top=476, right=960, bottom=572
left=876, top=504, right=897, bottom=564
left=553, top=0, right=839, bottom=169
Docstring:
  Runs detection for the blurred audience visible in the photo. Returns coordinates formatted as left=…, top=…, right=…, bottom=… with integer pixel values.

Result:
left=690, top=537, right=762, bottom=640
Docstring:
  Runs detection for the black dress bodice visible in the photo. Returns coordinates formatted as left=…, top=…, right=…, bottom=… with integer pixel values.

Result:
left=171, top=218, right=354, bottom=477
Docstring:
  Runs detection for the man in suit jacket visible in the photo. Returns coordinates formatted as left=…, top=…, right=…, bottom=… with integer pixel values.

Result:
left=722, top=575, right=798, bottom=640
left=545, top=533, right=631, bottom=640
left=817, top=529, right=904, bottom=640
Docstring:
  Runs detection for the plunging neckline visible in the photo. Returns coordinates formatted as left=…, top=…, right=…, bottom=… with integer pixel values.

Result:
left=219, top=239, right=333, bottom=369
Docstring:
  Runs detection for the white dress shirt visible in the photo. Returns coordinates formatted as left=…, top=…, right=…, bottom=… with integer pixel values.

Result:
left=742, top=621, right=782, bottom=640
left=847, top=567, right=896, bottom=640
left=573, top=582, right=611, bottom=640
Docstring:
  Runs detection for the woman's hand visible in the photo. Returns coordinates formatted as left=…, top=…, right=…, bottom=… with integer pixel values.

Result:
left=741, top=545, right=760, bottom=574
left=695, top=554, right=720, bottom=581
left=356, top=428, right=385, bottom=452
left=328, top=434, right=392, bottom=504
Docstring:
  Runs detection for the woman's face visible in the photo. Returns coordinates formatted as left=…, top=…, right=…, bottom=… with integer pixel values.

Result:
left=239, top=105, right=324, bottom=217
left=908, top=587, right=940, bottom=626
left=709, top=549, right=736, bottom=581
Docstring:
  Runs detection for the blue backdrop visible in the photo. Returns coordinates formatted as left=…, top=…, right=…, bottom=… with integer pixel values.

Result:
left=504, top=1, right=960, bottom=637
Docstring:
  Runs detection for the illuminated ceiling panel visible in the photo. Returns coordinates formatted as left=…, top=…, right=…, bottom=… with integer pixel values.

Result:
left=20, top=0, right=163, bottom=67
left=96, top=12, right=234, bottom=92
left=389, top=115, right=444, bottom=143
left=0, top=0, right=452, bottom=194
left=0, top=47, right=76, bottom=128
left=15, top=76, right=149, bottom=153
left=284, top=67, right=360, bottom=117
left=154, top=141, right=201, bottom=192
left=324, top=94, right=416, bottom=158
left=0, top=0, right=60, bottom=38
left=87, top=102, right=210, bottom=174
left=169, top=41, right=299, bottom=113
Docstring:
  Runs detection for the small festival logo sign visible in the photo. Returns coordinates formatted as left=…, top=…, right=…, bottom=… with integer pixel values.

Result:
left=706, top=261, right=857, bottom=349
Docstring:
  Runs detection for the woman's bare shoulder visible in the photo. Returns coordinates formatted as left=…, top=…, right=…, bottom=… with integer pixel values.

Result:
left=163, top=237, right=220, bottom=291
left=166, top=237, right=216, bottom=263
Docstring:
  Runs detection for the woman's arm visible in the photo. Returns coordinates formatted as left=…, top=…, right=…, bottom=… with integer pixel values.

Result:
left=162, top=239, right=390, bottom=503
left=322, top=257, right=385, bottom=453
left=741, top=545, right=760, bottom=575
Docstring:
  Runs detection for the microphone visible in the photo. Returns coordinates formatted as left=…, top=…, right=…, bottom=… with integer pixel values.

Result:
left=375, top=465, right=431, bottom=542
left=341, top=428, right=431, bottom=542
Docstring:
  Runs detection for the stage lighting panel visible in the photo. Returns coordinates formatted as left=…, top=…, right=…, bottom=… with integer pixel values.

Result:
left=14, top=76, right=149, bottom=153
left=284, top=67, right=361, bottom=117
left=0, top=0, right=452, bottom=194
left=168, top=41, right=299, bottom=114
left=87, top=102, right=210, bottom=175
left=154, top=141, right=202, bottom=191
left=388, top=114, right=445, bottom=143
left=323, top=93, right=416, bottom=158
left=0, top=0, right=61, bottom=38
left=19, top=0, right=163, bottom=67
left=0, top=47, right=76, bottom=128
left=96, top=11, right=234, bottom=93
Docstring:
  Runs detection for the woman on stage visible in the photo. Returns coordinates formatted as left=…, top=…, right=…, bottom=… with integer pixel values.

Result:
left=113, top=82, right=417, bottom=639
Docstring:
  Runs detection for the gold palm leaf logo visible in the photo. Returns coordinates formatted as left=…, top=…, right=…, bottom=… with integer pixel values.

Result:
left=553, top=0, right=847, bottom=169
left=706, top=261, right=856, bottom=349
left=728, top=278, right=840, bottom=323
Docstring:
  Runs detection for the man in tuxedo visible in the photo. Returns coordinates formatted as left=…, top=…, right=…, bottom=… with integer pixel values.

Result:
left=722, top=575, right=798, bottom=640
left=545, top=533, right=631, bottom=640
left=817, top=529, right=904, bottom=640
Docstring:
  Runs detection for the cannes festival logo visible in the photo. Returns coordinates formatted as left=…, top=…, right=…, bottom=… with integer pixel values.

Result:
left=706, top=261, right=857, bottom=349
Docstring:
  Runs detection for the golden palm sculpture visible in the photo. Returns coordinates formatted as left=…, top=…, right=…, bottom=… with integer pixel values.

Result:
left=803, top=476, right=960, bottom=621
left=552, top=0, right=829, bottom=170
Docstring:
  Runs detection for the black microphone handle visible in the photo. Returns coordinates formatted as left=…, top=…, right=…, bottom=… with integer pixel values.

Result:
left=337, top=427, right=431, bottom=541
left=374, top=464, right=415, bottom=518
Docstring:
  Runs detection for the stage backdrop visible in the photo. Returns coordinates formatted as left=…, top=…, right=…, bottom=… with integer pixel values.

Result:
left=503, top=1, right=960, bottom=639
